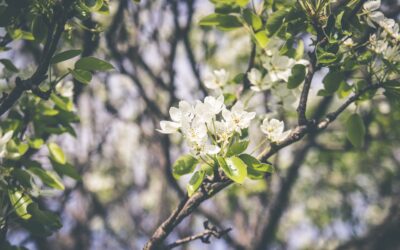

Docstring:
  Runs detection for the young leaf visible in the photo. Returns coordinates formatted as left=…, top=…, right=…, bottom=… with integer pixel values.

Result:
left=50, top=93, right=74, bottom=111
left=254, top=30, right=269, bottom=48
left=47, top=142, right=67, bottom=165
left=8, top=190, right=32, bottom=219
left=226, top=139, right=249, bottom=157
left=187, top=171, right=205, bottom=197
left=75, top=57, right=114, bottom=71
left=70, top=68, right=92, bottom=84
left=239, top=154, right=274, bottom=180
left=323, top=70, right=344, bottom=94
left=346, top=113, right=366, bottom=148
left=242, top=9, right=262, bottom=31
left=51, top=50, right=82, bottom=64
left=317, top=52, right=337, bottom=65
left=28, top=167, right=65, bottom=190
left=172, top=154, right=198, bottom=179
left=199, top=13, right=243, bottom=30
left=218, top=156, right=247, bottom=183
left=287, top=64, right=306, bottom=89
left=51, top=160, right=81, bottom=181
left=266, top=9, right=287, bottom=36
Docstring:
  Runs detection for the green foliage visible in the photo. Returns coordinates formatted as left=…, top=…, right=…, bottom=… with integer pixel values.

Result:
left=199, top=13, right=243, bottom=30
left=218, top=156, right=247, bottom=183
left=287, top=64, right=306, bottom=89
left=346, top=113, right=366, bottom=148
left=172, top=155, right=198, bottom=179
left=187, top=170, right=205, bottom=196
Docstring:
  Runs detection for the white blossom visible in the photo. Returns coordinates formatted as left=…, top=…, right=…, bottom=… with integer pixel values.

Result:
left=56, top=81, right=74, bottom=98
left=0, top=130, right=13, bottom=158
left=363, top=0, right=380, bottom=12
left=181, top=117, right=208, bottom=143
left=261, top=118, right=290, bottom=142
left=247, top=68, right=273, bottom=92
left=157, top=121, right=180, bottom=134
left=169, top=100, right=194, bottom=123
left=187, top=137, right=220, bottom=156
left=263, top=53, right=296, bottom=82
left=204, top=69, right=229, bottom=90
left=222, top=101, right=256, bottom=133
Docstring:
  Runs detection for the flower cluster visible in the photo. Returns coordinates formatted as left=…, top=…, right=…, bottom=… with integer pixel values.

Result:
left=204, top=69, right=229, bottom=91
left=158, top=95, right=256, bottom=156
left=363, top=0, right=400, bottom=63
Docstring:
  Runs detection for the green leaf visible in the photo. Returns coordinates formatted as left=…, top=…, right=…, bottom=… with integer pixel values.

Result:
left=50, top=93, right=74, bottom=111
left=295, top=40, right=304, bottom=60
left=75, top=56, right=114, bottom=71
left=243, top=9, right=262, bottom=31
left=51, top=160, right=81, bottom=181
left=239, top=154, right=274, bottom=180
left=12, top=169, right=32, bottom=188
left=323, top=70, right=344, bottom=94
left=27, top=203, right=62, bottom=231
left=79, top=0, right=104, bottom=11
left=70, top=68, right=92, bottom=84
left=28, top=167, right=65, bottom=190
left=287, top=64, right=306, bottom=89
left=199, top=13, right=243, bottom=30
left=317, top=52, right=337, bottom=65
left=346, top=113, right=366, bottom=148
left=0, top=59, right=19, bottom=72
left=187, top=170, right=205, bottom=197
left=226, top=140, right=249, bottom=157
left=266, top=9, right=287, bottom=36
left=8, top=190, right=32, bottom=219
left=172, top=154, right=198, bottom=179
left=28, top=138, right=44, bottom=149
left=218, top=156, right=247, bottom=183
left=51, top=50, right=82, bottom=64
left=47, top=142, right=66, bottom=165
left=254, top=30, right=269, bottom=48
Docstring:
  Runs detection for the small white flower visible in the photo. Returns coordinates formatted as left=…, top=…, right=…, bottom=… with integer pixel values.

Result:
left=263, top=53, right=296, bottom=82
left=169, top=100, right=194, bottom=123
left=0, top=130, right=13, bottom=158
left=222, top=101, right=256, bottom=133
left=204, top=69, right=229, bottom=90
left=248, top=68, right=273, bottom=92
left=187, top=137, right=220, bottom=156
left=157, top=121, right=181, bottom=134
left=204, top=95, right=225, bottom=115
left=343, top=38, right=355, bottom=47
left=181, top=117, right=208, bottom=143
left=261, top=118, right=290, bottom=142
left=363, top=0, right=380, bottom=12
left=56, top=81, right=74, bottom=98
left=214, top=120, right=233, bottom=144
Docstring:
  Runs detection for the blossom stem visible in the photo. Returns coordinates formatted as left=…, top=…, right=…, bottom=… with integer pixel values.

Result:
left=250, top=138, right=269, bottom=155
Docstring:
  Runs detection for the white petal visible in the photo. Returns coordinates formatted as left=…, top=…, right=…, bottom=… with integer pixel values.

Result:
left=157, top=121, right=180, bottom=134
left=169, top=107, right=181, bottom=122
left=0, top=130, right=13, bottom=145
left=205, top=144, right=220, bottom=155
left=363, top=0, right=380, bottom=11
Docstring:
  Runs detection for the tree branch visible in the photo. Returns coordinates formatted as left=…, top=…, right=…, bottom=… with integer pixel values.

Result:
left=166, top=221, right=232, bottom=249
left=143, top=82, right=383, bottom=249
left=0, top=0, right=75, bottom=117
